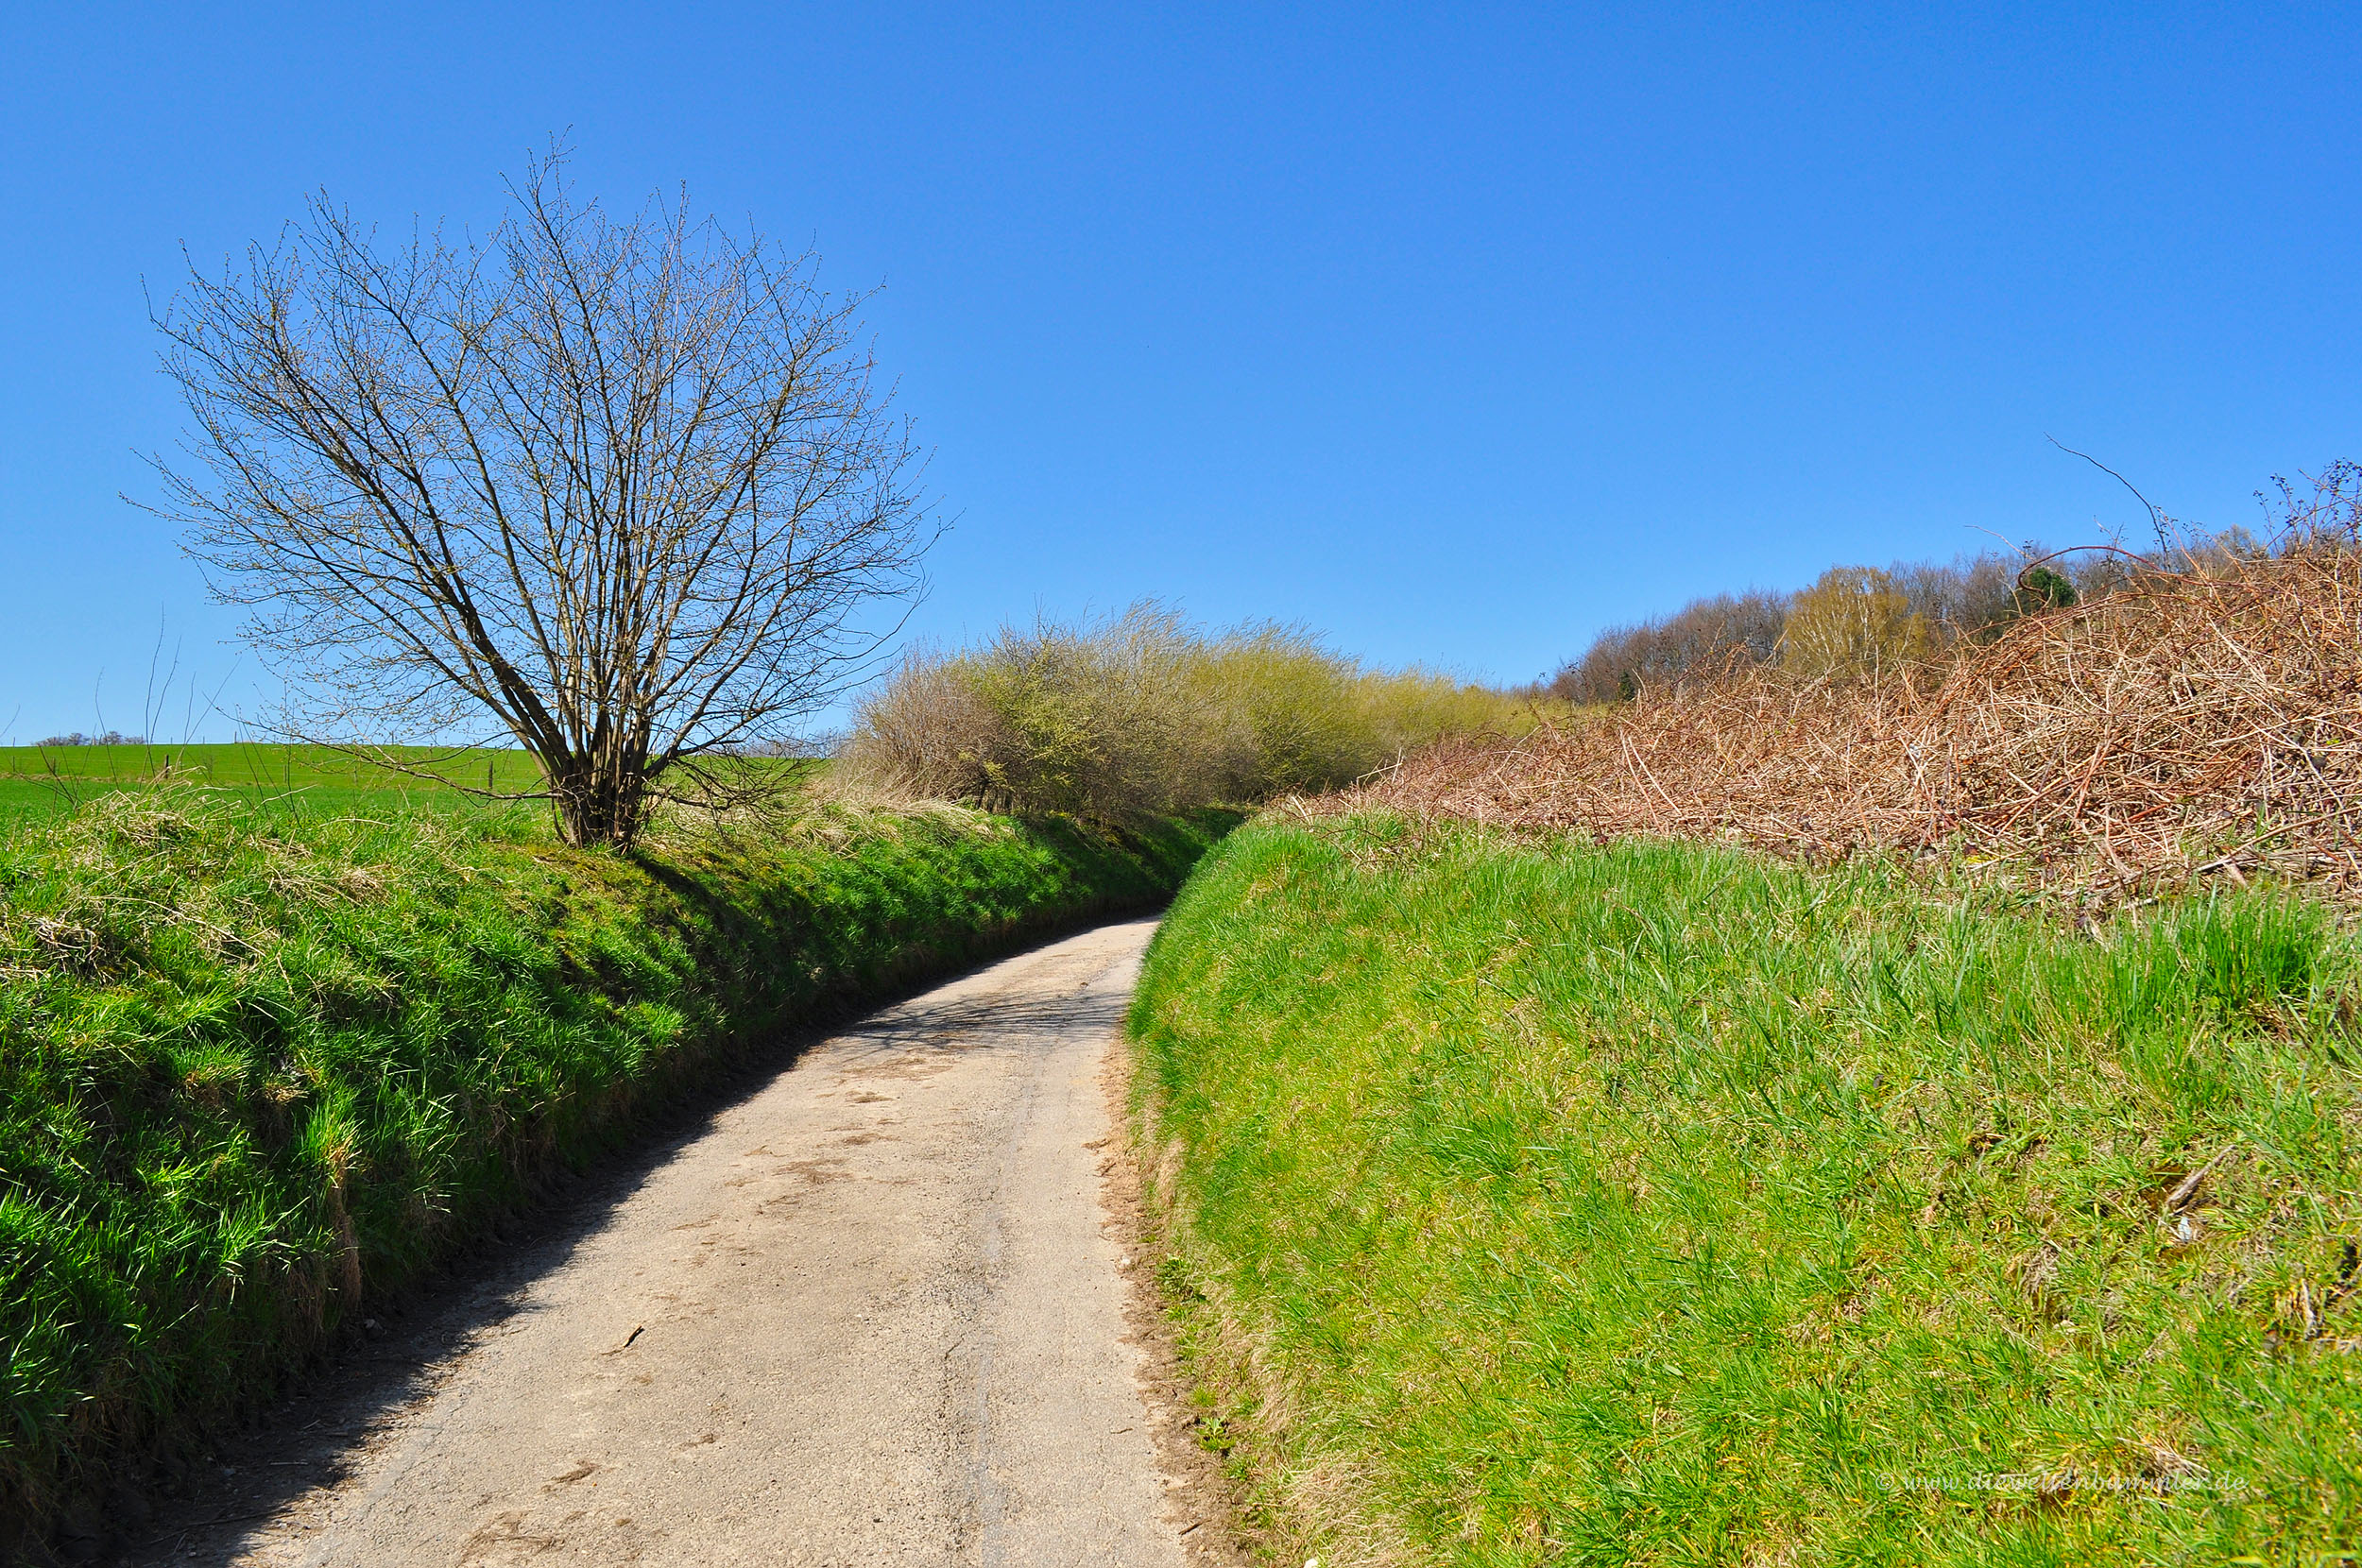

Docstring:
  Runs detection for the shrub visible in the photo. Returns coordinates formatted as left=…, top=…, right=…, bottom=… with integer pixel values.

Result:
left=1190, top=624, right=1366, bottom=797
left=1351, top=667, right=1528, bottom=762
left=843, top=648, right=1006, bottom=802
left=958, top=605, right=1228, bottom=819
left=842, top=604, right=1535, bottom=820
left=2014, top=561, right=2079, bottom=613
left=846, top=605, right=1226, bottom=818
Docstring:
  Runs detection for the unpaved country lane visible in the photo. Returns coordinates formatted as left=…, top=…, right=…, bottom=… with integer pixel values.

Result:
left=170, top=919, right=1210, bottom=1567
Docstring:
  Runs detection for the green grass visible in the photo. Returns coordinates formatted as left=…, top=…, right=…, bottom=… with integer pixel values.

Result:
left=0, top=783, right=1228, bottom=1550
left=0, top=741, right=553, bottom=788
left=0, top=745, right=554, bottom=834
left=0, top=745, right=822, bottom=834
left=1130, top=814, right=2362, bottom=1566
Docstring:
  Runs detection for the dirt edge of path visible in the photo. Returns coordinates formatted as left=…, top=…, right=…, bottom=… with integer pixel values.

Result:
left=1097, top=1034, right=1260, bottom=1568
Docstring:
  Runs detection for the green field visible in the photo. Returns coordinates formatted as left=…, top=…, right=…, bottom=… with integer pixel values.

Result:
left=0, top=743, right=549, bottom=827
left=1131, top=815, right=2362, bottom=1565
left=0, top=741, right=550, bottom=788
left=0, top=744, right=826, bottom=832
left=0, top=781, right=1226, bottom=1551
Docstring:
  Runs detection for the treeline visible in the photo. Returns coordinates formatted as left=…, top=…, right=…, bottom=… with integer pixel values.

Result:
left=1547, top=551, right=2095, bottom=703
left=32, top=731, right=147, bottom=748
left=1542, top=519, right=2310, bottom=704
left=842, top=604, right=1532, bottom=821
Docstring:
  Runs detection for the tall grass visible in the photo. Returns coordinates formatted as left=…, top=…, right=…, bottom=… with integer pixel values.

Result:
left=1131, top=815, right=2362, bottom=1566
left=0, top=784, right=1228, bottom=1552
left=842, top=603, right=1538, bottom=820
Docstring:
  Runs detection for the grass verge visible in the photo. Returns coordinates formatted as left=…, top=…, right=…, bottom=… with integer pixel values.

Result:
left=1130, top=813, right=2362, bottom=1565
left=1, top=786, right=1230, bottom=1552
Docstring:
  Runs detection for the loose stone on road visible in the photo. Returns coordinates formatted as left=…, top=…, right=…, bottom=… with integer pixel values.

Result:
left=141, top=919, right=1228, bottom=1566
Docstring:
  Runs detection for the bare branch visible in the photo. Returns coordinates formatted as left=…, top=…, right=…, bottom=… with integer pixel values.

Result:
left=148, top=145, right=935, bottom=844
left=2047, top=435, right=2168, bottom=555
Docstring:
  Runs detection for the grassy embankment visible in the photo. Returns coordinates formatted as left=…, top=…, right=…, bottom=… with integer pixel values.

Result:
left=1, top=782, right=1226, bottom=1549
left=1131, top=815, right=2362, bottom=1565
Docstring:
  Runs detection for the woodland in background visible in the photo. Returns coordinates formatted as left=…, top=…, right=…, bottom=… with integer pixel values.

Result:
left=1542, top=507, right=2290, bottom=704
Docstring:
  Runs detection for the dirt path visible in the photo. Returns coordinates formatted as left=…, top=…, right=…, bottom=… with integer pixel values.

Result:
left=129, top=919, right=1232, bottom=1567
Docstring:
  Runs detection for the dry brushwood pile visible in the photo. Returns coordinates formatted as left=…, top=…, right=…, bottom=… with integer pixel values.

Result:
left=1338, top=548, right=2362, bottom=907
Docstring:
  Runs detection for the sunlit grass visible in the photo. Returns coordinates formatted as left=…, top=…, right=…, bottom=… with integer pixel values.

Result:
left=0, top=741, right=549, bottom=789
left=0, top=745, right=824, bottom=833
left=1131, top=815, right=2362, bottom=1565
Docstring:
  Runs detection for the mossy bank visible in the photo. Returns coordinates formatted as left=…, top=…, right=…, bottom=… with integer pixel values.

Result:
left=1130, top=814, right=2362, bottom=1566
left=0, top=788, right=1232, bottom=1552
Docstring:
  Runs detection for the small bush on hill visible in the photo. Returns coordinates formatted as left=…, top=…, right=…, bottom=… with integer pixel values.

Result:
left=1195, top=623, right=1375, bottom=798
left=940, top=605, right=1226, bottom=819
left=2014, top=561, right=2079, bottom=613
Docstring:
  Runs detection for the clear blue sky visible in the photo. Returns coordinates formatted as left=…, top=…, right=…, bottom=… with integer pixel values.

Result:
left=4, top=3, right=2356, bottom=741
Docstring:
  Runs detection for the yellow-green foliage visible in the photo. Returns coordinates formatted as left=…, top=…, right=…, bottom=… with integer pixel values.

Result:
left=844, top=603, right=1542, bottom=819
left=1133, top=815, right=2362, bottom=1566
left=1190, top=624, right=1371, bottom=795
left=1780, top=565, right=1933, bottom=678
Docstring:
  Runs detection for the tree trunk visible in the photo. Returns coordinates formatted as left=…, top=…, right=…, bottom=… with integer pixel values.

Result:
left=550, top=758, right=652, bottom=848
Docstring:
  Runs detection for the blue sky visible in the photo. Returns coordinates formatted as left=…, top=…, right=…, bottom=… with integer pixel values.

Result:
left=3, top=3, right=2357, bottom=741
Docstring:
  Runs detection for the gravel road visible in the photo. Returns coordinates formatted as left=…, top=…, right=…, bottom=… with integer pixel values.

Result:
left=127, top=919, right=1231, bottom=1567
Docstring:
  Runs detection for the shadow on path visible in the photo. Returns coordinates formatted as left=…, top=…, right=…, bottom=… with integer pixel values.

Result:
left=111, top=916, right=1152, bottom=1567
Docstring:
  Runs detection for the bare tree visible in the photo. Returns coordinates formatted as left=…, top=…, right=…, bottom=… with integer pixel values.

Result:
left=1550, top=589, right=1789, bottom=704
left=151, top=148, right=933, bottom=845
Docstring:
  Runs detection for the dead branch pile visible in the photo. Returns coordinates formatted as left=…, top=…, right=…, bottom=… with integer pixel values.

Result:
left=1334, top=548, right=2362, bottom=905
